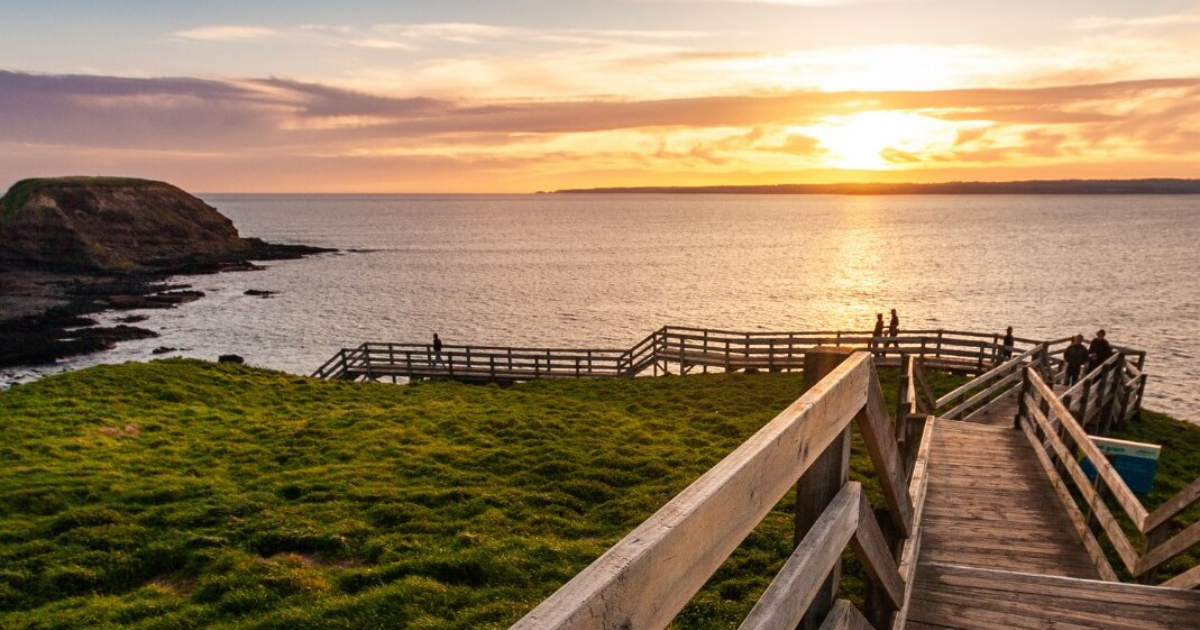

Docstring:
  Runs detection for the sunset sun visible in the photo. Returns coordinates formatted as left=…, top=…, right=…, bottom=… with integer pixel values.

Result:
left=803, top=111, right=960, bottom=170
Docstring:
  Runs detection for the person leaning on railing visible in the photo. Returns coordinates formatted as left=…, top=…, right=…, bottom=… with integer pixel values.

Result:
left=1088, top=329, right=1114, bottom=373
left=1064, top=335, right=1089, bottom=386
left=1000, top=326, right=1015, bottom=360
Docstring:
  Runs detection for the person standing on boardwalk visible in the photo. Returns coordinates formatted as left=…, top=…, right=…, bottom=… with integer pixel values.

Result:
left=1000, top=326, right=1015, bottom=361
left=872, top=313, right=885, bottom=355
left=887, top=309, right=900, bottom=348
left=1088, top=329, right=1114, bottom=372
left=1064, top=335, right=1089, bottom=386
left=432, top=333, right=443, bottom=367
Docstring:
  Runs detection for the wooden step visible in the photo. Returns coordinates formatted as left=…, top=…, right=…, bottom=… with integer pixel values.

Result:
left=905, top=563, right=1200, bottom=630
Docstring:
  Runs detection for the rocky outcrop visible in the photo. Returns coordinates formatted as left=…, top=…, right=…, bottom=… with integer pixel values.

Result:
left=0, top=177, right=334, bottom=369
left=0, top=177, right=254, bottom=272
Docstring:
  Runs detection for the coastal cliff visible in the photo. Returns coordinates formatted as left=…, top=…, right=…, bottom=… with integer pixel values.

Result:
left=0, top=177, right=332, bottom=370
left=0, top=177, right=319, bottom=273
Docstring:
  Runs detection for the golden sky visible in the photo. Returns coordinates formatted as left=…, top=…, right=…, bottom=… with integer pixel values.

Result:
left=2, top=0, right=1199, bottom=192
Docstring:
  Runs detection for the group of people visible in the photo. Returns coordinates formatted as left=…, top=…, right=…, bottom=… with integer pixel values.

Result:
left=999, top=326, right=1116, bottom=386
left=871, top=309, right=901, bottom=352
left=1062, top=330, right=1115, bottom=386
left=868, top=315, right=1114, bottom=388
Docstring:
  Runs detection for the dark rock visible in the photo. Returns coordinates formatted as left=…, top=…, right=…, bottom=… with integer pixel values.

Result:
left=219, top=261, right=264, bottom=272
left=0, top=177, right=251, bottom=273
left=218, top=354, right=244, bottom=364
left=71, top=325, right=159, bottom=344
left=106, top=290, right=204, bottom=310
left=118, top=314, right=149, bottom=324
left=244, top=289, right=276, bottom=297
left=0, top=324, right=157, bottom=367
left=243, top=238, right=334, bottom=261
left=67, top=280, right=190, bottom=297
left=0, top=176, right=333, bottom=371
left=152, top=346, right=177, bottom=355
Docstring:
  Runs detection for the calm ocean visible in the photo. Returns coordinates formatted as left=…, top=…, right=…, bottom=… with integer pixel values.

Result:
left=9, top=193, right=1200, bottom=423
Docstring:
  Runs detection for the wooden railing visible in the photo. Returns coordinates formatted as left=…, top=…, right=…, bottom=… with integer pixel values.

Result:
left=932, top=344, right=1048, bottom=421
left=1057, top=351, right=1148, bottom=434
left=1016, top=366, right=1200, bottom=589
left=313, top=342, right=630, bottom=381
left=508, top=350, right=936, bottom=630
left=313, top=326, right=1070, bottom=386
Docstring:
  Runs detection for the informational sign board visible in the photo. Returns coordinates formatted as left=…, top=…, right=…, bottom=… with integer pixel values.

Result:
left=1080, top=436, right=1161, bottom=494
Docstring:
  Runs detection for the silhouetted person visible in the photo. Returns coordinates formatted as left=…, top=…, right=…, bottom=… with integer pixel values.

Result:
left=432, top=333, right=443, bottom=367
left=1000, top=326, right=1015, bottom=361
left=887, top=309, right=900, bottom=348
left=1088, top=329, right=1114, bottom=372
left=1064, top=334, right=1089, bottom=386
left=872, top=313, right=884, bottom=355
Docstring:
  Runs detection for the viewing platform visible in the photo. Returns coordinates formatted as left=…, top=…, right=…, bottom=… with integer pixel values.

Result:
left=315, top=327, right=1196, bottom=629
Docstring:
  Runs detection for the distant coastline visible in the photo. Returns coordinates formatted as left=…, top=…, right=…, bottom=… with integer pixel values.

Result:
left=552, top=179, right=1200, bottom=195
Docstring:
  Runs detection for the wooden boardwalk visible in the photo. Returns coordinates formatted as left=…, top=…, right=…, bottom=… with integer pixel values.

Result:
left=907, top=395, right=1200, bottom=629
left=918, top=420, right=1098, bottom=578
left=908, top=383, right=1200, bottom=630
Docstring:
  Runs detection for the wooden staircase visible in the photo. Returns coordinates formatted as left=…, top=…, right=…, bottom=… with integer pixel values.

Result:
left=908, top=562, right=1200, bottom=630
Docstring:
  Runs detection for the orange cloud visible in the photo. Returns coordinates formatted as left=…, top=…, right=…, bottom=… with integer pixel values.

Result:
left=1, top=71, right=1198, bottom=192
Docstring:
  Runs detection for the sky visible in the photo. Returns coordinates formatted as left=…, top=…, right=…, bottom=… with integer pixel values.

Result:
left=2, top=0, right=1199, bottom=192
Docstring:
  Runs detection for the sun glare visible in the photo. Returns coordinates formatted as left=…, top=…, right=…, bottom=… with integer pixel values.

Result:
left=802, top=111, right=959, bottom=170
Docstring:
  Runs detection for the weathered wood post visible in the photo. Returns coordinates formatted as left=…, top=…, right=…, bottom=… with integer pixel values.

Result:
left=788, top=332, right=795, bottom=371
left=1093, top=362, right=1111, bottom=434
left=1134, top=354, right=1148, bottom=419
left=896, top=354, right=912, bottom=442
left=796, top=347, right=856, bottom=630
left=1014, top=366, right=1032, bottom=430
left=1140, top=523, right=1173, bottom=584
left=1078, top=379, right=1093, bottom=430
left=678, top=334, right=685, bottom=375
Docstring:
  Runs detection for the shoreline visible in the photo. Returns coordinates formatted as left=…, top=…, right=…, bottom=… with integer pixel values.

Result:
left=0, top=241, right=334, bottom=375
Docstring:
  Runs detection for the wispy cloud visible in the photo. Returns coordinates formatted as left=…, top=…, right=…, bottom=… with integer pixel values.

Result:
left=173, top=25, right=282, bottom=42
left=1071, top=5, right=1200, bottom=31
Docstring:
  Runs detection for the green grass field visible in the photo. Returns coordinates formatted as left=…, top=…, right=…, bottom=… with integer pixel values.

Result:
left=0, top=360, right=1195, bottom=629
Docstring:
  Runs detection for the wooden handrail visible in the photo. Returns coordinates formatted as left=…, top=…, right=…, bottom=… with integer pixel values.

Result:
left=1017, top=366, right=1200, bottom=588
left=934, top=344, right=1041, bottom=409
left=1145, top=478, right=1200, bottom=533
left=508, top=354, right=874, bottom=630
left=1059, top=351, right=1123, bottom=401
left=738, top=483, right=862, bottom=630
left=313, top=326, right=1145, bottom=435
left=509, top=351, right=926, bottom=630
left=1028, top=370, right=1149, bottom=529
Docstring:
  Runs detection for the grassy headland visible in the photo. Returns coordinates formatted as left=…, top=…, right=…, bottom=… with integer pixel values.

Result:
left=0, top=361, right=1195, bottom=629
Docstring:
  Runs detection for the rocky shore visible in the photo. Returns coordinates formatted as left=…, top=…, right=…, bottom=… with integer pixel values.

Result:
left=0, top=177, right=333, bottom=370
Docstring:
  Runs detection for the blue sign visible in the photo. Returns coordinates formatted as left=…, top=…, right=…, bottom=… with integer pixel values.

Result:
left=1080, top=436, right=1161, bottom=494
